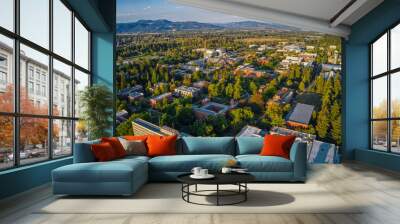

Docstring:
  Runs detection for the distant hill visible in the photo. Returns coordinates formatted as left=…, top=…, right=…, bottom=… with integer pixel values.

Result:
left=216, top=21, right=298, bottom=31
left=117, top=19, right=298, bottom=33
left=117, top=19, right=221, bottom=33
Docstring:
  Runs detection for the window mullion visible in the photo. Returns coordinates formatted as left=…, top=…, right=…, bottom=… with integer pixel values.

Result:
left=48, top=0, right=54, bottom=160
left=14, top=0, right=20, bottom=167
left=71, top=10, right=76, bottom=154
left=388, top=30, right=391, bottom=153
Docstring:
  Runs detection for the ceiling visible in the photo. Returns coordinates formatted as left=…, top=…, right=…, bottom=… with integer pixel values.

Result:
left=172, top=0, right=384, bottom=37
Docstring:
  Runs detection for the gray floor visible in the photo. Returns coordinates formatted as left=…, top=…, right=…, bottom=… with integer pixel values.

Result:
left=1, top=162, right=400, bottom=224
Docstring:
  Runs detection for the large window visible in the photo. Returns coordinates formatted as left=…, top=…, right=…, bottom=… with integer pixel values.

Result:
left=371, top=23, right=400, bottom=153
left=0, top=0, right=91, bottom=170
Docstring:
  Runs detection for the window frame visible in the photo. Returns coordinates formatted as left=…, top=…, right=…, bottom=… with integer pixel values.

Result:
left=370, top=21, right=400, bottom=154
left=0, top=0, right=92, bottom=171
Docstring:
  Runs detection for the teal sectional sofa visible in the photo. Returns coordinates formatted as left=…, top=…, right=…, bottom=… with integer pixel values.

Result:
left=52, top=137, right=307, bottom=196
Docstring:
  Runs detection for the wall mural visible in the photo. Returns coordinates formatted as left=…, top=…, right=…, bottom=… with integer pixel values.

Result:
left=115, top=0, right=342, bottom=160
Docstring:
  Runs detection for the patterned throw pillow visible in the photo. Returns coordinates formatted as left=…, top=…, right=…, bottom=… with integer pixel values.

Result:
left=119, top=138, right=147, bottom=156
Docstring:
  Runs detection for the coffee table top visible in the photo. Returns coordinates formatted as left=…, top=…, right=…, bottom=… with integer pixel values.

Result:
left=177, top=172, right=255, bottom=185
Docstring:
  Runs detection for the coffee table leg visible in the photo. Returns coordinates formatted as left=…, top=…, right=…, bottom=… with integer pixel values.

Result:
left=187, top=184, right=190, bottom=202
left=195, top=184, right=198, bottom=192
left=245, top=183, right=247, bottom=201
left=216, top=184, right=219, bottom=206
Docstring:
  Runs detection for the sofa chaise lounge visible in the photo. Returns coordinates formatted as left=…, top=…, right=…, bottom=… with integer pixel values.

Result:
left=52, top=137, right=307, bottom=196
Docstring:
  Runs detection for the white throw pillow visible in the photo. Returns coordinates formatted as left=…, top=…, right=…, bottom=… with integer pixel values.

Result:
left=119, top=138, right=147, bottom=156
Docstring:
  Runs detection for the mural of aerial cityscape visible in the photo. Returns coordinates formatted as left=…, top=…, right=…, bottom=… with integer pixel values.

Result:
left=115, top=0, right=342, bottom=153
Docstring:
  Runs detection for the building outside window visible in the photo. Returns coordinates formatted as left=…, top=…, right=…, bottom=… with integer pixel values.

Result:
left=41, top=85, right=46, bottom=97
left=0, top=71, right=6, bottom=85
left=0, top=54, right=7, bottom=67
left=371, top=23, right=400, bottom=154
left=0, top=54, right=7, bottom=88
left=29, top=66, right=34, bottom=79
left=36, top=83, right=40, bottom=95
left=35, top=70, right=40, bottom=81
left=0, top=0, right=91, bottom=170
left=28, top=81, right=34, bottom=94
left=41, top=73, right=46, bottom=83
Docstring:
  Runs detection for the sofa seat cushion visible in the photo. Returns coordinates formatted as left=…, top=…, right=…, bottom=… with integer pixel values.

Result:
left=149, top=155, right=235, bottom=172
left=53, top=159, right=147, bottom=183
left=117, top=155, right=150, bottom=163
left=236, top=155, right=293, bottom=172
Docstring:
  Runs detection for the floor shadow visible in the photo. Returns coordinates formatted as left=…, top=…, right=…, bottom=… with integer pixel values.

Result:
left=56, top=183, right=182, bottom=200
left=203, top=190, right=295, bottom=207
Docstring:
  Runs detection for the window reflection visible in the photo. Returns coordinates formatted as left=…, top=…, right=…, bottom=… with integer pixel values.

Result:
left=20, top=0, right=49, bottom=49
left=0, top=116, right=13, bottom=169
left=53, top=119, right=72, bottom=157
left=74, top=18, right=89, bottom=70
left=0, top=35, right=14, bottom=113
left=0, top=0, right=14, bottom=31
left=372, top=77, right=387, bottom=119
left=372, top=33, right=387, bottom=76
left=20, top=117, right=49, bottom=165
left=53, top=60, right=72, bottom=117
left=372, top=121, right=388, bottom=151
left=53, top=0, right=72, bottom=60
left=20, top=44, right=49, bottom=115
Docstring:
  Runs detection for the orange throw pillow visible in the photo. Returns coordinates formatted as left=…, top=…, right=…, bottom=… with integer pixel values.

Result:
left=146, top=135, right=177, bottom=157
left=91, top=142, right=117, bottom=162
left=101, top=137, right=126, bottom=158
left=260, top=135, right=296, bottom=159
left=124, top=135, right=148, bottom=141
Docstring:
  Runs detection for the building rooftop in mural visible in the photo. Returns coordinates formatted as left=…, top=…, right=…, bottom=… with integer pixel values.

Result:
left=286, top=103, right=315, bottom=126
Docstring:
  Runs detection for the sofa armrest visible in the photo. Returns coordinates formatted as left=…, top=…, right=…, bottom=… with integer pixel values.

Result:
left=289, top=142, right=307, bottom=182
left=73, top=140, right=100, bottom=163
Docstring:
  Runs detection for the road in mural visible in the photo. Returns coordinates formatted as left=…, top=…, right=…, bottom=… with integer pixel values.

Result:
left=115, top=0, right=342, bottom=146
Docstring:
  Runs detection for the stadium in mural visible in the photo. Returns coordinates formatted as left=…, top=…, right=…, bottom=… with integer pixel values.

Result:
left=115, top=0, right=342, bottom=146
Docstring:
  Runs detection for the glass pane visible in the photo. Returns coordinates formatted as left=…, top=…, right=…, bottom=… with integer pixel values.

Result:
left=391, top=24, right=400, bottom=70
left=20, top=117, right=49, bottom=165
left=372, top=33, right=387, bottom=76
left=74, top=69, right=89, bottom=118
left=53, top=119, right=72, bottom=157
left=372, top=121, right=388, bottom=151
left=0, top=0, right=14, bottom=31
left=391, top=72, right=400, bottom=118
left=0, top=35, right=14, bottom=113
left=372, top=77, right=387, bottom=119
left=391, top=120, right=400, bottom=153
left=0, top=116, right=14, bottom=170
left=53, top=59, right=72, bottom=117
left=20, top=44, right=49, bottom=115
left=74, top=18, right=89, bottom=70
left=75, top=120, right=88, bottom=143
left=20, top=0, right=49, bottom=49
left=53, top=0, right=72, bottom=60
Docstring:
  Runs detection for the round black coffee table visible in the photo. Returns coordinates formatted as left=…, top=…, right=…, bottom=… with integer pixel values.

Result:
left=177, top=173, right=255, bottom=206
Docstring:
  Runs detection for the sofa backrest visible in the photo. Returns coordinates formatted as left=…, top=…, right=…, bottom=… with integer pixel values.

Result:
left=180, top=137, right=235, bottom=155
left=235, top=137, right=264, bottom=155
